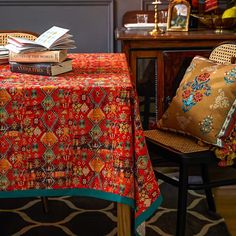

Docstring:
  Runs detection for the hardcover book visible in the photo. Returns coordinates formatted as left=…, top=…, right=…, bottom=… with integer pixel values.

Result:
left=10, top=58, right=72, bottom=76
left=9, top=50, right=67, bottom=63
left=5, top=26, right=76, bottom=53
left=0, top=58, right=8, bottom=65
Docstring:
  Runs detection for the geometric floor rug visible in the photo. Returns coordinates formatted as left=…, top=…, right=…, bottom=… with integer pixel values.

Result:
left=146, top=181, right=231, bottom=236
left=0, top=181, right=230, bottom=236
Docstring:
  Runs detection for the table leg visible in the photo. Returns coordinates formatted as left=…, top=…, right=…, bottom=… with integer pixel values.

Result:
left=117, top=203, right=131, bottom=236
left=41, top=196, right=49, bottom=214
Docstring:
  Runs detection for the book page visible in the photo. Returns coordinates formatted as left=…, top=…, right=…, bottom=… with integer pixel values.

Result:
left=35, top=26, right=70, bottom=49
left=8, top=37, right=40, bottom=47
left=5, top=44, right=46, bottom=54
left=0, top=51, right=8, bottom=55
left=0, top=46, right=8, bottom=54
left=0, top=46, right=8, bottom=50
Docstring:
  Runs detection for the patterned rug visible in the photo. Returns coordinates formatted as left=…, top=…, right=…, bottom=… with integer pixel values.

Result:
left=0, top=181, right=230, bottom=236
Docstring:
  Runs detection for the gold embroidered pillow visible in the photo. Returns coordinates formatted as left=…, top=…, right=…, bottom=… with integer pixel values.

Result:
left=158, top=56, right=236, bottom=147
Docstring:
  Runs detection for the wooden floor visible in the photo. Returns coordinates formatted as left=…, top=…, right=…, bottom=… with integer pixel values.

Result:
left=214, top=186, right=236, bottom=236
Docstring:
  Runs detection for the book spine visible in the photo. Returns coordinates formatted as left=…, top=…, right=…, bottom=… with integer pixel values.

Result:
left=10, top=62, right=52, bottom=76
left=9, top=50, right=66, bottom=63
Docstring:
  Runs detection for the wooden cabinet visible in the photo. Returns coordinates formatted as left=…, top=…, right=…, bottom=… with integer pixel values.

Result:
left=116, top=29, right=236, bottom=128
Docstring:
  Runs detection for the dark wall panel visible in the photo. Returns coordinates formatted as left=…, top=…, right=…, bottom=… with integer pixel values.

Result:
left=0, top=0, right=114, bottom=52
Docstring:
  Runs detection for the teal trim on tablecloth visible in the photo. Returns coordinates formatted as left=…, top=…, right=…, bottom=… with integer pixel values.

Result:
left=0, top=188, right=134, bottom=208
left=135, top=194, right=163, bottom=236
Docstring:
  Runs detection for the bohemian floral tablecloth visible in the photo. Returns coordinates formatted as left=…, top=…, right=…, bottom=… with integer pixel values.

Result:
left=0, top=53, right=162, bottom=234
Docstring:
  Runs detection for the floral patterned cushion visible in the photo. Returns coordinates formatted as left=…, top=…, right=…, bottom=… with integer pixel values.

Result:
left=157, top=56, right=236, bottom=147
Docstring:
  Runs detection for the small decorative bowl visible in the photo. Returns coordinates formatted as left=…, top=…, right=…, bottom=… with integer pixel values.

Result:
left=191, top=14, right=236, bottom=31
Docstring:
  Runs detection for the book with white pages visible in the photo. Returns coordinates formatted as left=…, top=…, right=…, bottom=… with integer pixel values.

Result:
left=0, top=46, right=9, bottom=64
left=0, top=46, right=9, bottom=55
left=0, top=46, right=9, bottom=61
left=5, top=26, right=76, bottom=53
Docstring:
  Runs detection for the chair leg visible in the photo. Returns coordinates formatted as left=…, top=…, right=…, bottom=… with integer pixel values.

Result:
left=41, top=196, right=49, bottom=214
left=201, top=164, right=216, bottom=212
left=176, top=163, right=188, bottom=236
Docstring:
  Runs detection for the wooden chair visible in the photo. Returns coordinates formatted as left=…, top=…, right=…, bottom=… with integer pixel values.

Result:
left=0, top=30, right=49, bottom=213
left=144, top=42, right=236, bottom=236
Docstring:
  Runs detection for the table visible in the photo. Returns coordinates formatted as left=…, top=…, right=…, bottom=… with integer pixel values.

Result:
left=0, top=53, right=162, bottom=235
left=116, top=28, right=236, bottom=128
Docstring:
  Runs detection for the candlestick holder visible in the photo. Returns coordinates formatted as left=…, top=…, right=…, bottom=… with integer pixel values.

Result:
left=150, top=0, right=162, bottom=36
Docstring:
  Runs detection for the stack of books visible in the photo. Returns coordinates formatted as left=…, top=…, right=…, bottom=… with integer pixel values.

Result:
left=5, top=26, right=76, bottom=76
left=0, top=46, right=9, bottom=64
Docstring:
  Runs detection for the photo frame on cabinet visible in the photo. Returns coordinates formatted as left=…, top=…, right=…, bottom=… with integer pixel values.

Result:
left=167, top=0, right=191, bottom=31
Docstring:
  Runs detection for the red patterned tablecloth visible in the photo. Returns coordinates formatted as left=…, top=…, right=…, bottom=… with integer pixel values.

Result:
left=0, top=53, right=162, bottom=234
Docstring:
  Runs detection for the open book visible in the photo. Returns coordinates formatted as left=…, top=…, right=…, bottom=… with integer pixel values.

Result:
left=5, top=26, right=76, bottom=53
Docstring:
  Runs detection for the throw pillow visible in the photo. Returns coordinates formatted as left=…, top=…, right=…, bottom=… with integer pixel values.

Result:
left=157, top=56, right=236, bottom=147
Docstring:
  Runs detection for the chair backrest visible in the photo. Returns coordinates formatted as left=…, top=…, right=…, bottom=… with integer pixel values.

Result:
left=0, top=31, right=38, bottom=46
left=209, top=42, right=236, bottom=64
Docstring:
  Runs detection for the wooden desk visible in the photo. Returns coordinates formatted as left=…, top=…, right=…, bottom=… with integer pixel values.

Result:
left=116, top=29, right=236, bottom=128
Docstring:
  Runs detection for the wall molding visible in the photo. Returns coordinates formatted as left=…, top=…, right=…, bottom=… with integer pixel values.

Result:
left=0, top=0, right=113, bottom=6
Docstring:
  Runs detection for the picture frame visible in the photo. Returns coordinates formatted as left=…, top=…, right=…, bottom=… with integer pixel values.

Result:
left=166, top=0, right=191, bottom=32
